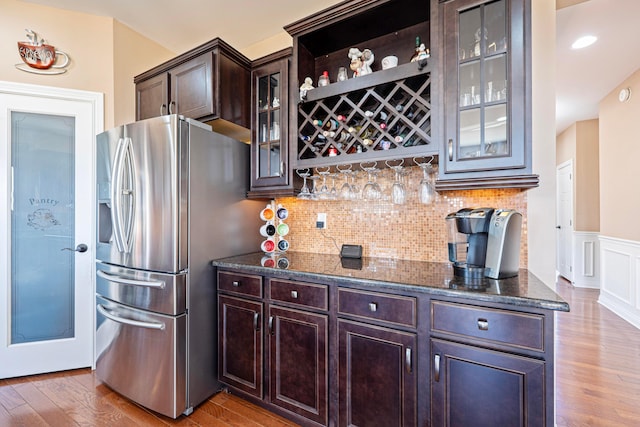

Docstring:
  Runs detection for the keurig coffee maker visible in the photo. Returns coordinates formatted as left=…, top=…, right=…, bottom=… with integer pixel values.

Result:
left=446, top=208, right=522, bottom=279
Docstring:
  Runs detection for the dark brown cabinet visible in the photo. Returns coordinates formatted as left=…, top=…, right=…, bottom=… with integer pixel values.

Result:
left=285, top=0, right=435, bottom=170
left=217, top=271, right=264, bottom=398
left=429, top=299, right=553, bottom=426
left=134, top=38, right=250, bottom=133
left=214, top=266, right=558, bottom=427
left=435, top=0, right=538, bottom=189
left=430, top=339, right=545, bottom=426
left=217, top=272, right=329, bottom=426
left=248, top=49, right=300, bottom=198
left=338, top=319, right=417, bottom=427
left=218, top=294, right=263, bottom=398
left=337, top=288, right=418, bottom=426
left=268, top=305, right=328, bottom=425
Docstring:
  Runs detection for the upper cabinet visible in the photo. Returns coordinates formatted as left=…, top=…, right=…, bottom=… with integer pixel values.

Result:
left=435, top=0, right=538, bottom=189
left=134, top=38, right=251, bottom=138
left=248, top=49, right=299, bottom=199
left=285, top=0, right=435, bottom=170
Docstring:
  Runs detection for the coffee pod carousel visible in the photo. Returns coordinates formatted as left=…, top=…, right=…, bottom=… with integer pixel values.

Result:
left=259, top=201, right=289, bottom=269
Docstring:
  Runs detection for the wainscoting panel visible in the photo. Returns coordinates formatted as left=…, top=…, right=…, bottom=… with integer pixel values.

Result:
left=599, top=236, right=640, bottom=330
left=572, top=232, right=600, bottom=288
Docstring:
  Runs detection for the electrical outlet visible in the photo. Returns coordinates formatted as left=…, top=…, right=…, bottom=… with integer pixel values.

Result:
left=316, top=213, right=327, bottom=229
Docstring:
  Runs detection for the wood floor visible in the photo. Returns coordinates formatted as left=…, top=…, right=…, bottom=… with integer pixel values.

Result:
left=1, top=279, right=639, bottom=426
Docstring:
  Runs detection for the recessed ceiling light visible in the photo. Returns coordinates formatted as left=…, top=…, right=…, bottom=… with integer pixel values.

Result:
left=571, top=35, right=597, bottom=49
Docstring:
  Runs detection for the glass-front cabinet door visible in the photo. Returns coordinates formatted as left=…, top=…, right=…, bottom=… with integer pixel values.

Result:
left=441, top=0, right=529, bottom=177
left=251, top=58, right=289, bottom=189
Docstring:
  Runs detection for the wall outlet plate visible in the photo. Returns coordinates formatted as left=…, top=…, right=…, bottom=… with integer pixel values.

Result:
left=316, top=213, right=327, bottom=229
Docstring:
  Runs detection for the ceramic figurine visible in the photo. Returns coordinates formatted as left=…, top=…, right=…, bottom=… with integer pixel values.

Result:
left=299, top=77, right=314, bottom=101
left=348, top=47, right=374, bottom=77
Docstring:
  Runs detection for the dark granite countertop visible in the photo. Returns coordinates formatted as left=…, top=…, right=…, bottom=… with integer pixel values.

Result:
left=211, top=252, right=570, bottom=312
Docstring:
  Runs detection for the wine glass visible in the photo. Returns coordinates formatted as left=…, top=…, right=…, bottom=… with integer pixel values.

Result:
left=296, top=169, right=311, bottom=199
left=316, top=167, right=331, bottom=200
left=386, top=159, right=406, bottom=205
left=329, top=173, right=338, bottom=199
left=361, top=162, right=381, bottom=201
left=349, top=170, right=361, bottom=200
left=337, top=164, right=353, bottom=200
left=414, top=156, right=436, bottom=204
left=308, top=175, right=319, bottom=200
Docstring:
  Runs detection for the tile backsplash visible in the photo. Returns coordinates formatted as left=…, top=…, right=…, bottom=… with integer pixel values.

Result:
left=269, top=166, right=528, bottom=267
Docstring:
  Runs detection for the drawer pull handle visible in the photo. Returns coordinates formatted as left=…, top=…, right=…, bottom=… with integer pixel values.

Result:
left=291, top=290, right=298, bottom=299
left=405, top=348, right=413, bottom=374
left=477, top=318, right=489, bottom=331
left=434, top=354, right=441, bottom=382
left=268, top=316, right=274, bottom=335
left=369, top=302, right=378, bottom=312
left=253, top=312, right=260, bottom=331
left=232, top=281, right=240, bottom=287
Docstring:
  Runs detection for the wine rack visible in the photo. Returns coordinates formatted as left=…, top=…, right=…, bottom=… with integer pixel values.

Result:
left=295, top=62, right=436, bottom=168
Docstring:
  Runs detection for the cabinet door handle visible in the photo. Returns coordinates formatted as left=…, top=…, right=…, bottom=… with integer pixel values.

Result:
left=160, top=104, right=167, bottom=116
left=280, top=161, right=285, bottom=176
left=368, top=302, right=378, bottom=312
left=232, top=281, right=240, bottom=287
left=169, top=101, right=176, bottom=114
left=253, top=312, right=260, bottom=331
left=268, top=316, right=274, bottom=335
left=477, top=318, right=489, bottom=331
left=448, top=139, right=454, bottom=161
left=405, top=347, right=413, bottom=374
left=291, top=290, right=298, bottom=299
left=434, top=354, right=441, bottom=382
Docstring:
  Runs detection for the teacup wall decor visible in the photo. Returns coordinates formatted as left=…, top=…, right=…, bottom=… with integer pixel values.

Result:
left=15, top=29, right=70, bottom=75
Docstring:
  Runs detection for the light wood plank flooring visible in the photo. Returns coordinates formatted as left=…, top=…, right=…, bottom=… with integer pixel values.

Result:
left=1, top=279, right=638, bottom=426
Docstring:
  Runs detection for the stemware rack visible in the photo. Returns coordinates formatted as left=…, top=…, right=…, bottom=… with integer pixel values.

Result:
left=295, top=62, right=437, bottom=169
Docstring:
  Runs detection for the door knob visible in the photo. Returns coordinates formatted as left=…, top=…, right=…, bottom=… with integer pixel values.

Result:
left=61, top=243, right=88, bottom=252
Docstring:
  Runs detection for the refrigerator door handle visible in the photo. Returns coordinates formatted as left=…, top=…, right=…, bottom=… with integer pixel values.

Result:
left=121, top=137, right=135, bottom=253
left=97, top=304, right=165, bottom=330
left=110, top=137, right=136, bottom=254
left=110, top=137, right=128, bottom=253
left=97, top=270, right=166, bottom=289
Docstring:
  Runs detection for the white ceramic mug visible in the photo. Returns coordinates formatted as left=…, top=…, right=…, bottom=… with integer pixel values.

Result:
left=381, top=55, right=398, bottom=70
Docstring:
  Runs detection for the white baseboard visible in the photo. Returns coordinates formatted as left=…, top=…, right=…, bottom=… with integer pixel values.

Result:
left=598, top=236, right=640, bottom=330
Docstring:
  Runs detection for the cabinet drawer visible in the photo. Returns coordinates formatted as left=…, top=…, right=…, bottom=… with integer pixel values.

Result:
left=218, top=271, right=263, bottom=298
left=338, top=288, right=417, bottom=328
left=269, top=279, right=328, bottom=311
left=431, top=301, right=545, bottom=352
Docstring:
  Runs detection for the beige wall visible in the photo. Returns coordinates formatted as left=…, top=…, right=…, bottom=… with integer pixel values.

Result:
left=527, top=0, right=558, bottom=287
left=599, top=69, right=640, bottom=241
left=557, top=123, right=577, bottom=165
left=556, top=119, right=600, bottom=232
left=113, top=21, right=175, bottom=126
left=1, top=0, right=174, bottom=129
left=574, top=119, right=599, bottom=231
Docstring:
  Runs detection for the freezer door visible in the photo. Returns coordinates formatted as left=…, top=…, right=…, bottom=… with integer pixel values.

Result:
left=95, top=296, right=187, bottom=418
left=96, top=262, right=186, bottom=316
left=96, top=115, right=188, bottom=273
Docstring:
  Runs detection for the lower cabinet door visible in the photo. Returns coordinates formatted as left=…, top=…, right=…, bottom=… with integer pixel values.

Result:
left=218, top=295, right=263, bottom=398
left=338, top=319, right=417, bottom=427
left=430, top=338, right=546, bottom=427
left=268, top=305, right=328, bottom=425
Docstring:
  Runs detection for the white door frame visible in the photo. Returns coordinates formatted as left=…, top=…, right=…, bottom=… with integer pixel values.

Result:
left=556, top=159, right=574, bottom=282
left=0, top=80, right=103, bottom=375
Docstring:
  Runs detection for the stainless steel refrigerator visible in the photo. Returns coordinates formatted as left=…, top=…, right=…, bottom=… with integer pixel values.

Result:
left=94, top=115, right=262, bottom=418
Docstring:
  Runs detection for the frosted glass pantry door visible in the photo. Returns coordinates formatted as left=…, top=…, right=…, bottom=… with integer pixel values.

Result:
left=0, top=84, right=100, bottom=378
